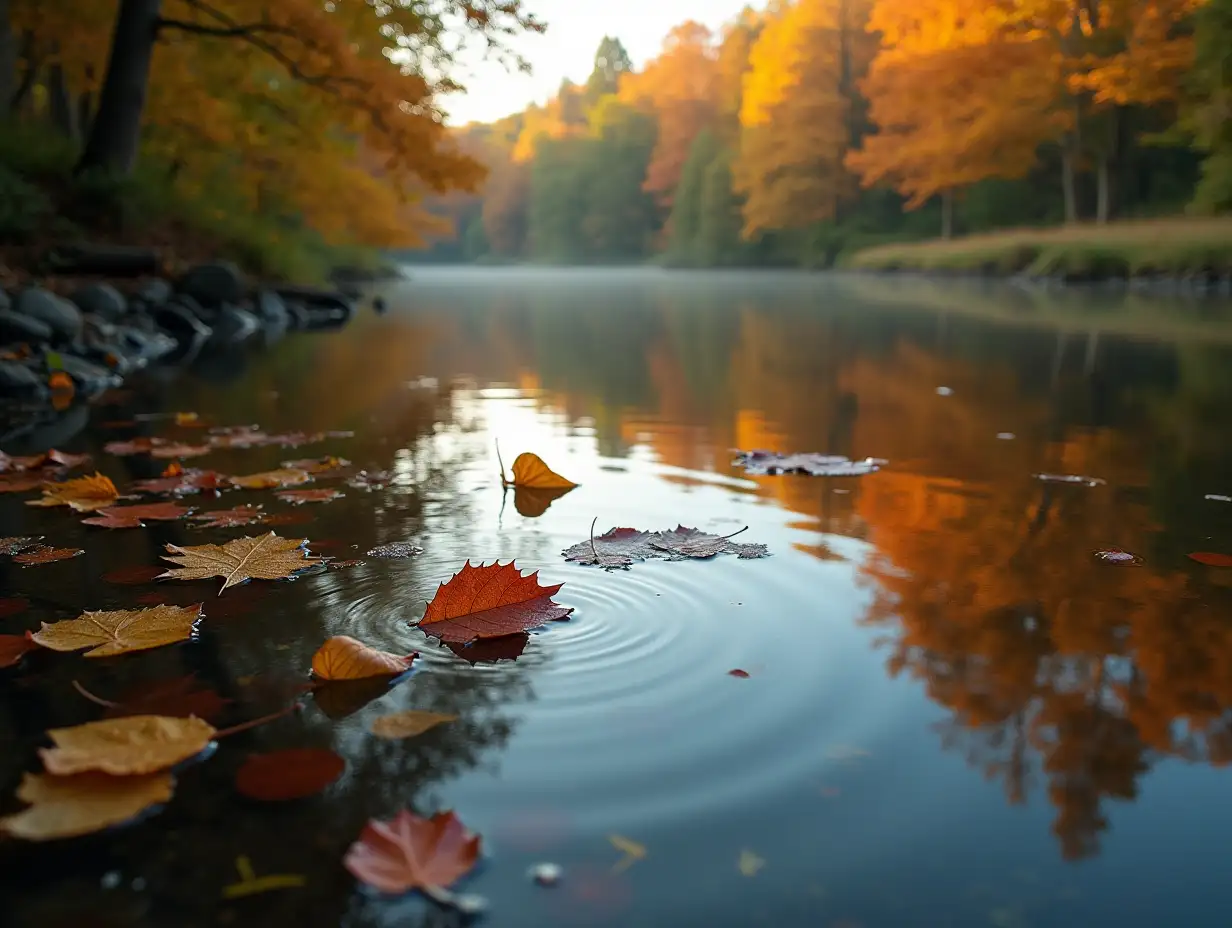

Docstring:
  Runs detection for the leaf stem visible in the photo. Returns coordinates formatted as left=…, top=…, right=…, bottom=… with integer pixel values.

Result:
left=213, top=701, right=303, bottom=739
left=720, top=526, right=749, bottom=541
left=495, top=439, right=507, bottom=486
left=589, top=516, right=598, bottom=562
left=72, top=679, right=119, bottom=708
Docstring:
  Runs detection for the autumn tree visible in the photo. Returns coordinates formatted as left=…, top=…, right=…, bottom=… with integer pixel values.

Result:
left=584, top=35, right=633, bottom=104
left=1182, top=0, right=1232, bottom=213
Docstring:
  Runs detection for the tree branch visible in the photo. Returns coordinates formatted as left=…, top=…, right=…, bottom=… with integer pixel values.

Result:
left=155, top=18, right=297, bottom=40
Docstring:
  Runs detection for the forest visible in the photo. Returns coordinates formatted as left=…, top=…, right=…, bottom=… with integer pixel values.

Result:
left=0, top=0, right=540, bottom=282
left=410, top=0, right=1232, bottom=269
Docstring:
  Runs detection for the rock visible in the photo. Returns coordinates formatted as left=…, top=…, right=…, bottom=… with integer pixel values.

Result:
left=152, top=301, right=211, bottom=364
left=178, top=262, right=245, bottom=308
left=0, top=309, right=54, bottom=344
left=13, top=287, right=83, bottom=344
left=0, top=359, right=44, bottom=397
left=283, top=299, right=310, bottom=331
left=135, top=278, right=174, bottom=306
left=205, top=305, right=261, bottom=346
left=273, top=285, right=354, bottom=330
left=116, top=327, right=177, bottom=365
left=255, top=289, right=289, bottom=326
left=70, top=283, right=127, bottom=321
left=57, top=353, right=122, bottom=397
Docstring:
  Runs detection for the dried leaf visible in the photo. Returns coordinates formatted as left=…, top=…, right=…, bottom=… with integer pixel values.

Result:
left=732, top=450, right=883, bottom=477
left=229, top=469, right=312, bottom=490
left=159, top=532, right=322, bottom=593
left=275, top=488, right=344, bottom=505
left=371, top=711, right=458, bottom=740
left=0, top=473, right=46, bottom=493
left=281, top=456, right=351, bottom=474
left=235, top=748, right=345, bottom=801
left=0, top=449, right=90, bottom=472
left=104, top=437, right=163, bottom=456
left=503, top=451, right=578, bottom=489
left=101, top=674, right=230, bottom=722
left=310, top=635, right=415, bottom=681
left=1188, top=552, right=1232, bottom=568
left=149, top=443, right=212, bottom=460
left=562, top=525, right=770, bottom=569
left=39, top=715, right=217, bottom=775
left=367, top=541, right=422, bottom=558
left=344, top=809, right=481, bottom=894
left=0, top=535, right=43, bottom=555
left=32, top=603, right=202, bottom=657
left=0, top=633, right=39, bottom=668
left=190, top=505, right=265, bottom=528
left=81, top=501, right=192, bottom=529
left=132, top=469, right=225, bottom=495
left=0, top=771, right=174, bottom=841
left=26, top=472, right=120, bottom=511
left=14, top=545, right=85, bottom=566
left=418, top=561, right=574, bottom=644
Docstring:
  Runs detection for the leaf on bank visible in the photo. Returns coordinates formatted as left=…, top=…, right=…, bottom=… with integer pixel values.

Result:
left=0, top=633, right=40, bottom=668
left=371, top=710, right=458, bottom=740
left=310, top=635, right=416, bottom=681
left=502, top=451, right=578, bottom=489
left=32, top=604, right=202, bottom=658
left=275, top=488, right=344, bottom=505
left=418, top=561, right=574, bottom=644
left=344, top=809, right=481, bottom=894
left=39, top=715, right=217, bottom=776
left=0, top=771, right=175, bottom=841
left=81, top=501, right=193, bottom=529
left=229, top=468, right=312, bottom=490
left=13, top=545, right=85, bottom=566
left=159, top=532, right=322, bottom=593
left=26, top=473, right=120, bottom=511
left=235, top=748, right=346, bottom=802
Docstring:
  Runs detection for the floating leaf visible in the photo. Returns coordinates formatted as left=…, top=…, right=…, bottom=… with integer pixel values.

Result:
left=348, top=470, right=392, bottom=490
left=732, top=450, right=883, bottom=477
left=0, top=473, right=46, bottom=493
left=26, top=472, right=120, bottom=511
left=81, top=501, right=192, bottom=529
left=229, top=468, right=312, bottom=490
left=14, top=545, right=85, bottom=566
left=0, top=771, right=174, bottom=841
left=0, top=633, right=39, bottom=668
left=1094, top=549, right=1141, bottom=565
left=502, top=451, right=578, bottom=489
left=235, top=748, right=345, bottom=802
left=275, top=488, right=344, bottom=505
left=32, top=603, right=202, bottom=657
left=104, top=437, right=163, bottom=456
left=103, top=565, right=166, bottom=585
left=281, top=456, right=351, bottom=474
left=100, top=674, right=230, bottom=722
left=159, top=532, right=322, bottom=593
left=132, top=469, right=225, bottom=495
left=367, top=541, right=422, bottom=558
left=1188, top=552, right=1232, bottom=568
left=190, top=504, right=265, bottom=529
left=150, top=443, right=212, bottom=460
left=0, top=536, right=42, bottom=555
left=562, top=524, right=769, bottom=570
left=39, top=715, right=217, bottom=776
left=310, top=635, right=415, bottom=681
left=418, top=561, right=574, bottom=644
left=728, top=669, right=751, bottom=678
left=371, top=711, right=458, bottom=740
left=0, top=449, right=91, bottom=472
left=344, top=809, right=481, bottom=894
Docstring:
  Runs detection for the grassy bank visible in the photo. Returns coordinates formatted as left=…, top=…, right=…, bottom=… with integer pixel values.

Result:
left=0, top=121, right=391, bottom=287
left=843, top=218, right=1232, bottom=280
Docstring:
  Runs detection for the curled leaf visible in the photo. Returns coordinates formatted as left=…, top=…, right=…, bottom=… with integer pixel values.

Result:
left=503, top=451, right=577, bottom=489
left=0, top=771, right=175, bottom=841
left=310, top=635, right=415, bottom=681
left=235, top=748, right=346, bottom=801
left=371, top=711, right=458, bottom=740
left=26, top=472, right=120, bottom=511
left=39, top=715, right=217, bottom=776
left=418, top=561, right=573, bottom=644
left=32, top=604, right=202, bottom=657
left=344, top=809, right=481, bottom=894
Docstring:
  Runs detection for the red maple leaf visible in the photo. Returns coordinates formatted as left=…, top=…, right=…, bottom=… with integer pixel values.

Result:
left=417, top=561, right=573, bottom=644
left=344, top=809, right=481, bottom=894
left=81, top=501, right=192, bottom=529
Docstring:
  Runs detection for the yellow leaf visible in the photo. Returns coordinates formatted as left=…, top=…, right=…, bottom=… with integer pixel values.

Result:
left=159, top=532, right=323, bottom=593
left=505, top=452, right=577, bottom=489
left=608, top=833, right=647, bottom=873
left=40, top=716, right=217, bottom=776
left=25, top=472, right=119, bottom=512
left=31, top=603, right=202, bottom=657
left=370, top=710, right=458, bottom=739
left=738, top=849, right=765, bottom=877
left=228, top=468, right=312, bottom=490
left=311, top=635, right=415, bottom=681
left=0, top=771, right=175, bottom=841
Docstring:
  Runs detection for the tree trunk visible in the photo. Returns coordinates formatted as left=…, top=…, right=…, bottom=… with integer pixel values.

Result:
left=48, top=62, right=78, bottom=140
left=75, top=0, right=162, bottom=176
left=8, top=32, right=40, bottom=116
left=0, top=0, right=15, bottom=111
left=1061, top=145, right=1078, bottom=224
left=1095, top=154, right=1110, bottom=225
left=77, top=91, right=94, bottom=137
left=941, top=189, right=954, bottom=240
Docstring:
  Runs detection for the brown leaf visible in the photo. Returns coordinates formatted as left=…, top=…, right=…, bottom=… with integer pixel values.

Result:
left=26, top=472, right=120, bottom=511
left=190, top=504, right=265, bottom=528
left=229, top=468, right=312, bottom=490
left=1188, top=552, right=1232, bottom=568
left=0, top=449, right=90, bottom=472
left=281, top=456, right=352, bottom=474
left=275, top=488, right=344, bottom=505
left=311, top=636, right=415, bottom=681
left=235, top=748, right=345, bottom=802
left=0, top=771, right=175, bottom=841
left=150, top=442, right=212, bottom=460
left=32, top=603, right=202, bottom=657
left=101, top=674, right=231, bottom=722
left=162, top=460, right=185, bottom=477
left=0, top=633, right=40, bottom=668
left=0, top=535, right=43, bottom=555
left=418, top=561, right=573, bottom=645
left=45, top=449, right=93, bottom=470
left=14, top=545, right=85, bottom=566
left=344, top=809, right=481, bottom=894
left=81, top=501, right=192, bottom=529
left=503, top=451, right=578, bottom=489
left=159, top=532, right=323, bottom=593
left=371, top=711, right=458, bottom=740
left=104, top=437, right=163, bottom=456
left=39, top=715, right=217, bottom=775
left=132, top=469, right=225, bottom=495
left=0, top=473, right=47, bottom=493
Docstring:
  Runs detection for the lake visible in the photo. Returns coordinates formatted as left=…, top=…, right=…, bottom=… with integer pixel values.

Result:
left=4, top=267, right=1232, bottom=928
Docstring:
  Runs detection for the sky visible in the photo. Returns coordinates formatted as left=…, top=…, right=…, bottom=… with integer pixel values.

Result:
left=438, top=0, right=757, bottom=126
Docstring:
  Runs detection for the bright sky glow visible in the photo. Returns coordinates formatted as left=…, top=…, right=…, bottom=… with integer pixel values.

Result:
left=439, top=0, right=757, bottom=126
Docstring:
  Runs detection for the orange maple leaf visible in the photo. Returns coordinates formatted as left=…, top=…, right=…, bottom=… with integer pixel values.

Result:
left=418, top=561, right=573, bottom=644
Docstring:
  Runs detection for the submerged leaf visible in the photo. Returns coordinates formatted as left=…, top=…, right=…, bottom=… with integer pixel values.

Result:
left=26, top=472, right=120, bottom=511
left=159, top=532, right=322, bottom=593
left=32, top=604, right=202, bottom=657
left=0, top=633, right=40, bottom=668
left=371, top=711, right=458, bottom=740
left=81, top=501, right=192, bottom=529
left=101, top=674, right=231, bottom=722
left=503, top=452, right=578, bottom=489
left=0, top=771, right=174, bottom=841
left=732, top=450, right=883, bottom=477
left=229, top=469, right=312, bottom=490
left=13, top=545, right=85, bottom=566
left=102, top=565, right=166, bottom=585
left=235, top=748, right=345, bottom=802
left=40, top=715, right=216, bottom=776
left=310, top=635, right=415, bottom=681
left=344, top=809, right=481, bottom=894
left=418, top=561, right=574, bottom=644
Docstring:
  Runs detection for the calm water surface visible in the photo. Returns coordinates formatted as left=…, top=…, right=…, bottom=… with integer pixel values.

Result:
left=4, top=268, right=1232, bottom=928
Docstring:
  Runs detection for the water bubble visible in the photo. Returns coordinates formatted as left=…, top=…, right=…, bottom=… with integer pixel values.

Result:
left=529, top=863, right=563, bottom=886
